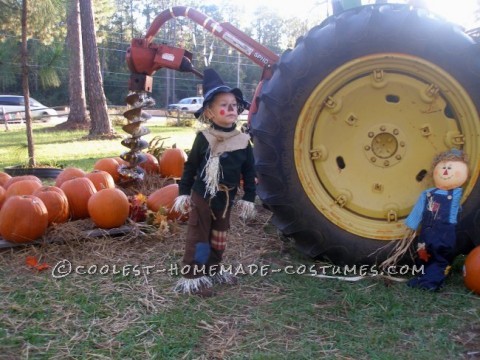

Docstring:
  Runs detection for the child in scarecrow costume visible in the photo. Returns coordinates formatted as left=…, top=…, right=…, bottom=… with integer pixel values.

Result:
left=172, top=69, right=257, bottom=297
left=382, top=149, right=469, bottom=291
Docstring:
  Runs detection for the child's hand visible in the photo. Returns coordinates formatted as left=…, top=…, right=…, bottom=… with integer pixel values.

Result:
left=235, top=200, right=256, bottom=221
left=172, top=195, right=191, bottom=215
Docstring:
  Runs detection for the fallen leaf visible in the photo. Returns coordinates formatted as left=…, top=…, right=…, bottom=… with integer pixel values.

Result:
left=25, top=256, right=50, bottom=271
left=26, top=256, right=39, bottom=268
left=35, top=263, right=50, bottom=271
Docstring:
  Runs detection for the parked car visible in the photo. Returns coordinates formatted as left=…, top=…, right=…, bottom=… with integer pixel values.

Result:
left=0, top=95, right=58, bottom=122
left=167, top=96, right=203, bottom=114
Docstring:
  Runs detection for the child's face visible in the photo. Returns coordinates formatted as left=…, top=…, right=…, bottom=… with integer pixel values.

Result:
left=433, top=160, right=468, bottom=190
left=206, top=93, right=239, bottom=128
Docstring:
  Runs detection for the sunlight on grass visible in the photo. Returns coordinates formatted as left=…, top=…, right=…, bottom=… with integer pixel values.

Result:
left=0, top=123, right=197, bottom=171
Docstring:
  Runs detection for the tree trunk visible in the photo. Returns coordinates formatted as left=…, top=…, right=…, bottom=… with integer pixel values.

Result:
left=79, top=0, right=113, bottom=137
left=21, top=0, right=35, bottom=167
left=62, top=0, right=89, bottom=130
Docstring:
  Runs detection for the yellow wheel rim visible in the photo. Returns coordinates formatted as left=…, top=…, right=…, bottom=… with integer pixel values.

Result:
left=294, top=54, right=480, bottom=240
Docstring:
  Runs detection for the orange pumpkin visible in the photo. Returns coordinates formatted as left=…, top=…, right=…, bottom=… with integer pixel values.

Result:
left=0, top=171, right=12, bottom=188
left=33, top=186, right=70, bottom=225
left=60, top=177, right=97, bottom=219
left=55, top=167, right=86, bottom=188
left=4, top=175, right=42, bottom=190
left=88, top=188, right=130, bottom=229
left=113, top=156, right=129, bottom=167
left=93, top=158, right=121, bottom=182
left=34, top=185, right=65, bottom=196
left=139, top=153, right=160, bottom=174
left=146, top=183, right=187, bottom=221
left=463, top=246, right=480, bottom=295
left=0, top=186, right=5, bottom=209
left=85, top=170, right=115, bottom=191
left=0, top=195, right=48, bottom=243
left=159, top=148, right=188, bottom=178
left=5, top=179, right=43, bottom=198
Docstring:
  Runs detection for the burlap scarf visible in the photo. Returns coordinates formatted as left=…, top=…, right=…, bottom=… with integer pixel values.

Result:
left=201, top=127, right=250, bottom=197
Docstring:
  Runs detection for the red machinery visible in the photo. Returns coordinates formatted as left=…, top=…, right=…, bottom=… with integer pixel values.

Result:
left=122, top=6, right=278, bottom=182
left=126, top=6, right=278, bottom=96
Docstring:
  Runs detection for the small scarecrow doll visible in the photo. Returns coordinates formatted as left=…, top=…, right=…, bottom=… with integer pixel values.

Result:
left=172, top=69, right=257, bottom=297
left=383, top=149, right=469, bottom=291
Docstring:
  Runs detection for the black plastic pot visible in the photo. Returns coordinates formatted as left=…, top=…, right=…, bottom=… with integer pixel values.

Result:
left=4, top=166, right=63, bottom=179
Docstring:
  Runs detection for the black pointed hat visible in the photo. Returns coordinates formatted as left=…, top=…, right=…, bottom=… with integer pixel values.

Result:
left=194, top=68, right=250, bottom=119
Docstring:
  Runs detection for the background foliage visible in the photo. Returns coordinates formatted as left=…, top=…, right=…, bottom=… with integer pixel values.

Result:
left=0, top=0, right=332, bottom=109
left=1, top=1, right=479, bottom=109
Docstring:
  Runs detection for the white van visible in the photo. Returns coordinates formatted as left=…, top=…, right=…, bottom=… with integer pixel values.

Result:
left=0, top=95, right=58, bottom=121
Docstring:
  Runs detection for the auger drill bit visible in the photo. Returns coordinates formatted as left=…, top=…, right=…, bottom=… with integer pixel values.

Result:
left=118, top=91, right=155, bottom=185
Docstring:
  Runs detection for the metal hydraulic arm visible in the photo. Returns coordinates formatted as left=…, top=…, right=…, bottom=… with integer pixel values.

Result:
left=125, top=6, right=280, bottom=92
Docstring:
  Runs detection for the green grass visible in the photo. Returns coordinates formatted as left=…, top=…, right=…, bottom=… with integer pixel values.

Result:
left=0, top=122, right=479, bottom=359
left=0, top=122, right=196, bottom=171
left=1, top=248, right=479, bottom=359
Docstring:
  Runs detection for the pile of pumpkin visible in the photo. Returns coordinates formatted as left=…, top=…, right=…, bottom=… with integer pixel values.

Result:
left=0, top=147, right=188, bottom=244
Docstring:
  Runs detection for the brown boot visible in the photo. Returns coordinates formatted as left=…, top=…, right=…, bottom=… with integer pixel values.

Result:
left=173, top=276, right=215, bottom=297
left=192, top=283, right=215, bottom=297
left=211, top=271, right=238, bottom=285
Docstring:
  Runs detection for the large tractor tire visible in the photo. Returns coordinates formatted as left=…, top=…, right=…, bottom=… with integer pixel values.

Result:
left=251, top=4, right=480, bottom=265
